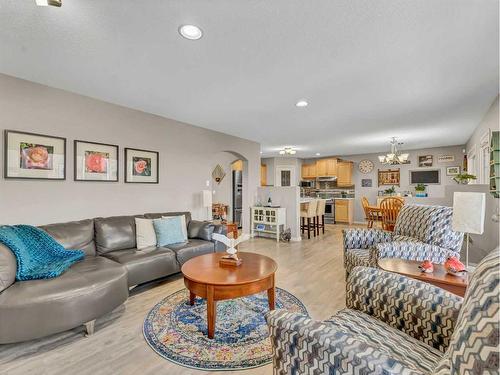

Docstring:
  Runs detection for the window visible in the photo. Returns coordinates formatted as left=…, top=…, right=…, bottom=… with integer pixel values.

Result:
left=275, top=166, right=296, bottom=187
left=280, top=170, right=291, bottom=186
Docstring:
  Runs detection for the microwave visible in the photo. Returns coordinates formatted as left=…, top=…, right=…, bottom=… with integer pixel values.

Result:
left=300, top=180, right=315, bottom=188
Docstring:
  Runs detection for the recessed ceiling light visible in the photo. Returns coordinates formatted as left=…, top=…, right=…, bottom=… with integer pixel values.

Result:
left=35, top=0, right=62, bottom=6
left=179, top=25, right=203, bottom=40
left=296, top=100, right=308, bottom=108
left=315, top=153, right=321, bottom=156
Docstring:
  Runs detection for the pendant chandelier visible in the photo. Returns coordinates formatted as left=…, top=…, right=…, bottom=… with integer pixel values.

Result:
left=378, top=137, right=409, bottom=165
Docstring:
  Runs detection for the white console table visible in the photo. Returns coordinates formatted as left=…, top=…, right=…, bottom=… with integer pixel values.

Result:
left=250, top=206, right=286, bottom=242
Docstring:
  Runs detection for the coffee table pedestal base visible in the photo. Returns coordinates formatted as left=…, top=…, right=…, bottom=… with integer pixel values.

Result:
left=184, top=275, right=275, bottom=339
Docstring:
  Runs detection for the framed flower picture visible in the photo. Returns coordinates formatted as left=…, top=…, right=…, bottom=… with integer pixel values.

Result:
left=74, top=140, right=119, bottom=182
left=124, top=148, right=159, bottom=183
left=4, top=130, right=66, bottom=180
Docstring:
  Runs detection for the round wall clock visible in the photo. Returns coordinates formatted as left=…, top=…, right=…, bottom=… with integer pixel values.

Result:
left=358, top=159, right=374, bottom=174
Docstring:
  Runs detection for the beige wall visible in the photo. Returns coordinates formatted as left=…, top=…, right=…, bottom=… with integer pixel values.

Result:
left=0, top=74, right=260, bottom=232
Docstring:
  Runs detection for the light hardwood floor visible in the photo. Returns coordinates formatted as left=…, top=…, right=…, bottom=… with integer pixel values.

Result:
left=0, top=224, right=351, bottom=375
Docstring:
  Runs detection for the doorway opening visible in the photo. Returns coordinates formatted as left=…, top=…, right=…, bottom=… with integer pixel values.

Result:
left=231, top=160, right=243, bottom=228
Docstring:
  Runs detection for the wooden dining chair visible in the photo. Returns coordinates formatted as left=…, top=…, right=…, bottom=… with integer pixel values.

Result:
left=361, top=197, right=374, bottom=228
left=380, top=197, right=404, bottom=231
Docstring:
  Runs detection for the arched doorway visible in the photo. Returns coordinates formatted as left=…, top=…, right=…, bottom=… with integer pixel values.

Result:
left=210, top=151, right=250, bottom=233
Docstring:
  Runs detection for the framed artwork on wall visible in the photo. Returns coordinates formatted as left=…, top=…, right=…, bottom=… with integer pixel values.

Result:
left=361, top=178, right=372, bottom=187
left=446, top=166, right=461, bottom=176
left=74, top=140, right=119, bottom=182
left=418, top=155, right=433, bottom=167
left=438, top=155, right=455, bottom=163
left=4, top=130, right=66, bottom=180
left=124, top=148, right=159, bottom=183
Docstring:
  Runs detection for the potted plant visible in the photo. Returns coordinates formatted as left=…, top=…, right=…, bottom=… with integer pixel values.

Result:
left=453, top=173, right=477, bottom=185
left=415, top=183, right=427, bottom=197
left=384, top=186, right=396, bottom=196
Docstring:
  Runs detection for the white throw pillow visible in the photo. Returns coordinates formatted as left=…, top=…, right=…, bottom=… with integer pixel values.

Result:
left=135, top=218, right=157, bottom=250
left=162, top=215, right=188, bottom=242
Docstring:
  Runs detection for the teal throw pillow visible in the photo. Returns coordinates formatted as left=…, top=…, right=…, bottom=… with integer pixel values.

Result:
left=153, top=217, right=186, bottom=247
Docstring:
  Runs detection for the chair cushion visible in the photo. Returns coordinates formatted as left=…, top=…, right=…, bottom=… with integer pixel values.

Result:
left=326, top=309, right=442, bottom=374
left=40, top=218, right=96, bottom=256
left=344, top=248, right=372, bottom=275
left=166, top=239, right=215, bottom=265
left=102, top=247, right=179, bottom=286
left=0, top=256, right=128, bottom=344
left=94, top=215, right=141, bottom=254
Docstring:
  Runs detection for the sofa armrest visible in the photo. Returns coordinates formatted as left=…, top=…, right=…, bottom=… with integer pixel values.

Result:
left=342, top=228, right=393, bottom=250
left=346, top=266, right=462, bottom=352
left=265, top=310, right=427, bottom=375
left=372, top=241, right=460, bottom=264
left=211, top=224, right=227, bottom=252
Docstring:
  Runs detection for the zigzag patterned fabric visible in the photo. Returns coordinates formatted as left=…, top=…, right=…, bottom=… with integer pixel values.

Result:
left=434, top=248, right=499, bottom=375
left=372, top=241, right=460, bottom=266
left=394, top=205, right=464, bottom=253
left=266, top=249, right=499, bottom=375
left=346, top=266, right=462, bottom=352
left=343, top=204, right=464, bottom=276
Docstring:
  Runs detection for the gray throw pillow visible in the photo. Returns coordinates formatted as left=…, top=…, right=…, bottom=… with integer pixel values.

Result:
left=188, top=221, right=215, bottom=241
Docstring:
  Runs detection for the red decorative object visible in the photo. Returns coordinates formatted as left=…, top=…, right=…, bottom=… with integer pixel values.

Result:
left=444, top=256, right=467, bottom=276
left=418, top=260, right=434, bottom=273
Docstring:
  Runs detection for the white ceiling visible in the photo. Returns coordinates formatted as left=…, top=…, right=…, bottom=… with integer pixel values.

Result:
left=0, top=0, right=498, bottom=157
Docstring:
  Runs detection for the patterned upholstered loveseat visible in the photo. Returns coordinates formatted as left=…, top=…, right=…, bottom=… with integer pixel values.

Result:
left=266, top=248, right=499, bottom=374
left=343, top=204, right=464, bottom=277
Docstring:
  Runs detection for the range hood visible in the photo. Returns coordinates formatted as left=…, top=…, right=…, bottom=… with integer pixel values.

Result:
left=317, top=176, right=337, bottom=181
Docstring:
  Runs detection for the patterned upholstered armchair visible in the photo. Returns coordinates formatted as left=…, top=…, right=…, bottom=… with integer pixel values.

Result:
left=266, top=249, right=499, bottom=375
left=343, top=204, right=464, bottom=277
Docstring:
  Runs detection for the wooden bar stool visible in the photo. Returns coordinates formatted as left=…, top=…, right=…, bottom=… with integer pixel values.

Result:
left=300, top=199, right=318, bottom=239
left=315, top=199, right=327, bottom=235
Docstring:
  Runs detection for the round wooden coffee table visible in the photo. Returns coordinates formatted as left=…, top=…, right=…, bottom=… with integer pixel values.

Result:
left=181, top=252, right=278, bottom=339
left=378, top=258, right=468, bottom=297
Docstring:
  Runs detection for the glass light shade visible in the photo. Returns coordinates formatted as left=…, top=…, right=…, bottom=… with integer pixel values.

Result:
left=179, top=25, right=203, bottom=40
left=289, top=150, right=296, bottom=155
left=400, top=153, right=409, bottom=161
left=378, top=155, right=386, bottom=162
left=279, top=150, right=285, bottom=155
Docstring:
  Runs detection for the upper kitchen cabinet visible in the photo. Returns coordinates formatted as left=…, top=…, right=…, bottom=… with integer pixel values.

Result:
left=301, top=163, right=317, bottom=179
left=260, top=164, right=267, bottom=186
left=315, top=158, right=337, bottom=177
left=337, top=161, right=353, bottom=186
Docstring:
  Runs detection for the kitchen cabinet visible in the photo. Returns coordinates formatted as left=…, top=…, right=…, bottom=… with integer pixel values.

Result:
left=326, top=158, right=337, bottom=176
left=260, top=164, right=267, bottom=186
left=337, top=161, right=353, bottom=186
left=315, top=158, right=337, bottom=177
left=301, top=163, right=317, bottom=179
left=315, top=159, right=327, bottom=176
left=335, top=199, right=354, bottom=224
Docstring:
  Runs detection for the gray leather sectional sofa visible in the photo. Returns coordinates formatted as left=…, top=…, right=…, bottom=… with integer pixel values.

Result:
left=0, top=211, right=226, bottom=344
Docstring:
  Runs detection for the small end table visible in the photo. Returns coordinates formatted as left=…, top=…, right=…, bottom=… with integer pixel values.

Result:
left=378, top=258, right=468, bottom=297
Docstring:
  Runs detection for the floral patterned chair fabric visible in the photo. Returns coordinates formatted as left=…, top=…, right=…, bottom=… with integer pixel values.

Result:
left=266, top=248, right=499, bottom=375
left=343, top=204, right=464, bottom=276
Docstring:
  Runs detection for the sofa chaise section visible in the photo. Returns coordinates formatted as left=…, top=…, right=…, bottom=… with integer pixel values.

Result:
left=0, top=219, right=128, bottom=344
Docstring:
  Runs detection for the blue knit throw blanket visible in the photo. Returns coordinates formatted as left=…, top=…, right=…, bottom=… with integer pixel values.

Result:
left=0, top=225, right=85, bottom=281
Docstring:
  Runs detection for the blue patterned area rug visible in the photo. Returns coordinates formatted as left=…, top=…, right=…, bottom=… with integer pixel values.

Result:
left=143, top=287, right=307, bottom=371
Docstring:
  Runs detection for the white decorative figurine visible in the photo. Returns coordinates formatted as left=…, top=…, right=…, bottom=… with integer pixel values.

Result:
left=212, top=233, right=250, bottom=263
